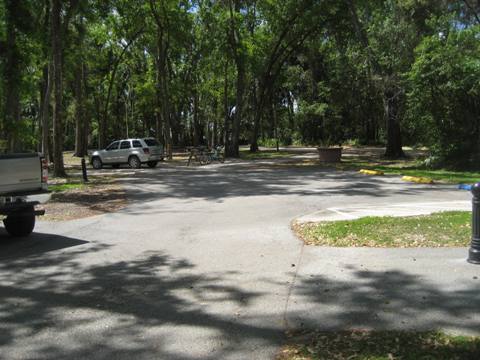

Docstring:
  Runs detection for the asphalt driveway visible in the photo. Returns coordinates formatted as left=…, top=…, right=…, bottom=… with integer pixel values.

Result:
left=0, top=162, right=477, bottom=360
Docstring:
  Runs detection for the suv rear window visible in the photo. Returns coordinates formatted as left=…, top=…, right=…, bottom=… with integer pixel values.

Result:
left=132, top=140, right=142, bottom=148
left=144, top=139, right=159, bottom=147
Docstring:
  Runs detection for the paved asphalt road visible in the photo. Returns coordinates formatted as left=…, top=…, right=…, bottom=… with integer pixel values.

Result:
left=0, top=162, right=478, bottom=360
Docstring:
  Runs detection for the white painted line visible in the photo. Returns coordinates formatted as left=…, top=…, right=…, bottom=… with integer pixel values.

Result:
left=327, top=208, right=359, bottom=220
left=390, top=201, right=470, bottom=208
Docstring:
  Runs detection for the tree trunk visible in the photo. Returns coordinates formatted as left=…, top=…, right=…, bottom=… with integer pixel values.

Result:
left=74, top=63, right=86, bottom=157
left=82, top=64, right=90, bottom=152
left=250, top=81, right=260, bottom=152
left=384, top=90, right=404, bottom=158
left=213, top=118, right=218, bottom=147
left=272, top=98, right=279, bottom=152
left=223, top=59, right=230, bottom=152
left=3, top=0, right=21, bottom=152
left=149, top=0, right=173, bottom=159
left=154, top=47, right=162, bottom=142
left=74, top=18, right=86, bottom=157
left=153, top=25, right=172, bottom=157
left=41, top=63, right=53, bottom=162
left=193, top=87, right=200, bottom=146
left=162, top=58, right=172, bottom=159
left=51, top=0, right=66, bottom=177
left=229, top=61, right=245, bottom=157
left=226, top=0, right=245, bottom=158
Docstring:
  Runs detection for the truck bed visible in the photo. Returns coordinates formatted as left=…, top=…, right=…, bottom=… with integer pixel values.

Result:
left=0, top=153, right=44, bottom=196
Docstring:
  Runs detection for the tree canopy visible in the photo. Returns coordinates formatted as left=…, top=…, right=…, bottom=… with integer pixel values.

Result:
left=0, top=0, right=479, bottom=174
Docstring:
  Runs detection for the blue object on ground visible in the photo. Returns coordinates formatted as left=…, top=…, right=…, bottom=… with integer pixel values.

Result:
left=458, top=184, right=472, bottom=191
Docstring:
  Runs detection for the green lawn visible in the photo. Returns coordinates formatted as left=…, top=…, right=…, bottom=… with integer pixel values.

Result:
left=295, top=211, right=471, bottom=247
left=238, top=147, right=480, bottom=184
left=48, top=174, right=116, bottom=193
left=341, top=158, right=480, bottom=184
left=48, top=182, right=87, bottom=192
left=279, top=330, right=480, bottom=360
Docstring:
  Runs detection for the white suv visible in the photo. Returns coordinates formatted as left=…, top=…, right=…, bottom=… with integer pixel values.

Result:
left=90, top=138, right=164, bottom=169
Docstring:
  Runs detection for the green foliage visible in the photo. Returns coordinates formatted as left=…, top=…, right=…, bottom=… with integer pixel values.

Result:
left=407, top=26, right=480, bottom=168
left=0, top=0, right=478, bottom=167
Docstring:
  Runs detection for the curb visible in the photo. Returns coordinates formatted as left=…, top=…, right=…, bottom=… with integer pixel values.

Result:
left=402, top=175, right=434, bottom=184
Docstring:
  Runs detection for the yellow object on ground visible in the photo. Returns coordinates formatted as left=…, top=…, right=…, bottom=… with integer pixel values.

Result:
left=359, top=169, right=384, bottom=176
left=402, top=175, right=434, bottom=184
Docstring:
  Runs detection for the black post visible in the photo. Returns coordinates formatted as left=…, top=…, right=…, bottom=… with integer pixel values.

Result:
left=81, top=158, right=89, bottom=183
left=468, top=183, right=480, bottom=264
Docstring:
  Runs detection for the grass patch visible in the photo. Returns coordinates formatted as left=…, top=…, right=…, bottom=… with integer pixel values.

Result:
left=48, top=182, right=87, bottom=192
left=278, top=330, right=480, bottom=360
left=340, top=158, right=480, bottom=184
left=48, top=173, right=117, bottom=193
left=294, top=211, right=471, bottom=247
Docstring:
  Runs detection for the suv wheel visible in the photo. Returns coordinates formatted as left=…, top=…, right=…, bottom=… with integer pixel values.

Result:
left=128, top=156, right=141, bottom=169
left=147, top=161, right=158, bottom=168
left=92, top=157, right=103, bottom=170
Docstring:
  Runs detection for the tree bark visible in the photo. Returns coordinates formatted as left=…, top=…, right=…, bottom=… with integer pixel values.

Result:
left=51, top=0, right=66, bottom=177
left=83, top=64, right=90, bottom=152
left=150, top=0, right=172, bottom=159
left=74, top=17, right=87, bottom=157
left=74, top=63, right=87, bottom=157
left=384, top=89, right=405, bottom=158
left=230, top=61, right=245, bottom=157
left=272, top=97, right=279, bottom=152
left=226, top=0, right=245, bottom=158
left=3, top=0, right=21, bottom=152
left=39, top=0, right=52, bottom=162
left=250, top=81, right=260, bottom=152
left=223, top=59, right=230, bottom=151
left=41, top=63, right=53, bottom=162
left=193, top=87, right=200, bottom=146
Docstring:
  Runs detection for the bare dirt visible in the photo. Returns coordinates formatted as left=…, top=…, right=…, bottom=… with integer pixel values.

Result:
left=42, top=183, right=127, bottom=221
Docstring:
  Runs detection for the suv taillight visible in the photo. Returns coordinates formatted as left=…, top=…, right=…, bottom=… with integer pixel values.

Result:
left=41, top=158, right=48, bottom=184
left=143, top=148, right=150, bottom=154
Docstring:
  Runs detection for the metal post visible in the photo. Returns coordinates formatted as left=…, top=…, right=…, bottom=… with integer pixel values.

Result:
left=468, top=183, right=480, bottom=264
left=81, top=158, right=89, bottom=183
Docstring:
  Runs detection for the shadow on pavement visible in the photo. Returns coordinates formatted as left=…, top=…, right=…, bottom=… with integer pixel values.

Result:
left=0, top=244, right=283, bottom=359
left=101, top=165, right=457, bottom=214
left=290, top=265, right=480, bottom=335
left=0, top=229, right=90, bottom=260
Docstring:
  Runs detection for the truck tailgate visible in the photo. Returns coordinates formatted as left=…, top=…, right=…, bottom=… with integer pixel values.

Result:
left=0, top=154, right=43, bottom=195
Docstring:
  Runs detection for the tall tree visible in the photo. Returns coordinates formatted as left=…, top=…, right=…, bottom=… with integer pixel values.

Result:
left=226, top=0, right=247, bottom=157
left=50, top=0, right=66, bottom=176
left=149, top=0, right=173, bottom=159
left=2, top=1, right=32, bottom=151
